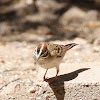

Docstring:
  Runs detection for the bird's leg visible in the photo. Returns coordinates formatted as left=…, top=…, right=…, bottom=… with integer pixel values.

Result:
left=55, top=68, right=59, bottom=79
left=43, top=69, right=48, bottom=81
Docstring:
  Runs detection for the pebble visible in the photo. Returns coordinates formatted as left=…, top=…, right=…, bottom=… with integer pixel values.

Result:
left=74, top=52, right=79, bottom=56
left=27, top=86, right=35, bottom=93
left=92, top=46, right=100, bottom=52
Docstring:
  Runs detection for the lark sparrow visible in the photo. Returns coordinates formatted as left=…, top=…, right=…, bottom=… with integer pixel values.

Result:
left=33, top=43, right=77, bottom=81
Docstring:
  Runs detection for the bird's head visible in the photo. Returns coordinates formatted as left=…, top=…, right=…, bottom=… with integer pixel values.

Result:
left=33, top=44, right=49, bottom=64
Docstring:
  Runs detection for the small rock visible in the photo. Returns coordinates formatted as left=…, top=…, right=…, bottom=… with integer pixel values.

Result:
left=37, top=0, right=64, bottom=12
left=74, top=52, right=79, bottom=56
left=60, top=6, right=85, bottom=25
left=93, top=28, right=100, bottom=40
left=84, top=10, right=98, bottom=21
left=94, top=39, right=100, bottom=46
left=14, top=74, right=19, bottom=79
left=0, top=60, right=5, bottom=63
left=92, top=46, right=100, bottom=53
left=37, top=26, right=51, bottom=35
left=27, top=87, right=35, bottom=93
left=83, top=21, right=100, bottom=28
left=7, top=96, right=16, bottom=100
left=28, top=64, right=36, bottom=71
left=0, top=56, right=5, bottom=63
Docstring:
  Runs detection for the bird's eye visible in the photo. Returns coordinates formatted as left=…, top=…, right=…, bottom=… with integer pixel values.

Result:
left=41, top=49, right=46, bottom=55
left=37, top=47, right=40, bottom=54
left=41, top=50, right=48, bottom=58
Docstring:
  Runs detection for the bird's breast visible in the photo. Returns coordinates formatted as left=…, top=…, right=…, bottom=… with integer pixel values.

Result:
left=37, top=56, right=63, bottom=69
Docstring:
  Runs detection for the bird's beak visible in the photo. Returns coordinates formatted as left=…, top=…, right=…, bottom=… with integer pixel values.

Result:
left=34, top=55, right=40, bottom=64
left=33, top=55, right=40, bottom=64
left=36, top=56, right=40, bottom=62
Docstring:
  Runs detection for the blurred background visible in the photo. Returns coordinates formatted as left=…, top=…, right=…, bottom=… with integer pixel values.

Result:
left=0, top=0, right=100, bottom=43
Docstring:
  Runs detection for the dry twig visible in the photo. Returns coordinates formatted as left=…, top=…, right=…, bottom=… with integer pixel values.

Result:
left=0, top=78, right=20, bottom=90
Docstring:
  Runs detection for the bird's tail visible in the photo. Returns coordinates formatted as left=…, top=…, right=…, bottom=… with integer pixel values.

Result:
left=65, top=43, right=78, bottom=51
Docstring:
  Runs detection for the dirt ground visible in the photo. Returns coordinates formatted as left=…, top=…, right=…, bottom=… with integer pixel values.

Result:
left=0, top=42, right=36, bottom=100
left=0, top=38, right=100, bottom=99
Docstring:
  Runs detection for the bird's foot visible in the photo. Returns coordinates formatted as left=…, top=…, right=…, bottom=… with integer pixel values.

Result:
left=43, top=77, right=49, bottom=81
left=44, top=76, right=57, bottom=83
left=43, top=76, right=46, bottom=81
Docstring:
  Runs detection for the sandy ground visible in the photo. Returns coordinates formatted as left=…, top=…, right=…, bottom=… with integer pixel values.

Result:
left=0, top=42, right=36, bottom=100
left=0, top=38, right=100, bottom=99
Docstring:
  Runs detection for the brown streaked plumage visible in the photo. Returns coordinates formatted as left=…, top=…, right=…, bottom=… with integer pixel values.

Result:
left=33, top=43, right=78, bottom=81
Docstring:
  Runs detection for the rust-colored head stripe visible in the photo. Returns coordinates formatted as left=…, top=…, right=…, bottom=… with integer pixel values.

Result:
left=37, top=44, right=47, bottom=55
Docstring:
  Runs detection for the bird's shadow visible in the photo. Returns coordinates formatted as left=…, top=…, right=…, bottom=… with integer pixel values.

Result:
left=45, top=68, right=90, bottom=100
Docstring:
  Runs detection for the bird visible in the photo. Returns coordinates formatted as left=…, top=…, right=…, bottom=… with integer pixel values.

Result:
left=33, top=43, right=78, bottom=81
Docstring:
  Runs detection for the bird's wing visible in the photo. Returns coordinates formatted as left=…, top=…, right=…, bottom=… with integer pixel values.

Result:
left=47, top=44, right=63, bottom=57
